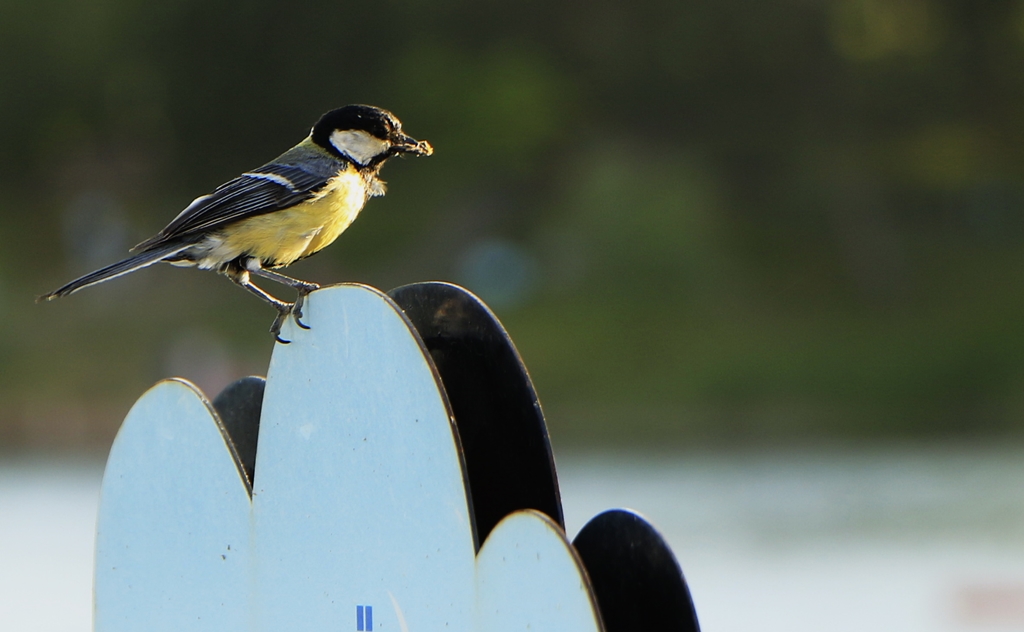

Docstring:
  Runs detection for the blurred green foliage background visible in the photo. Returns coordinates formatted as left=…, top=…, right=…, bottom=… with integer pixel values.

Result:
left=3, top=0, right=1024, bottom=450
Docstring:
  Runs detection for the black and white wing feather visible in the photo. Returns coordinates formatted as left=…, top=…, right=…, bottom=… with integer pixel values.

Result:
left=132, top=162, right=334, bottom=251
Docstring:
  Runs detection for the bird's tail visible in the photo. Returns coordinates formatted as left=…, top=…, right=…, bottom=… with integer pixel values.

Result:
left=37, top=243, right=189, bottom=302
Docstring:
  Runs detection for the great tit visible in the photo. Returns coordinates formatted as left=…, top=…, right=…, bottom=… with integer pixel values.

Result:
left=39, top=104, right=432, bottom=343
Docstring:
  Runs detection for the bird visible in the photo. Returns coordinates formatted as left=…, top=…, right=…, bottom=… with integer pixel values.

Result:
left=38, top=104, right=433, bottom=343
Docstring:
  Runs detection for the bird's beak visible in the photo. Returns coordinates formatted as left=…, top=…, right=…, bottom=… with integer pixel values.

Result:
left=391, top=133, right=433, bottom=157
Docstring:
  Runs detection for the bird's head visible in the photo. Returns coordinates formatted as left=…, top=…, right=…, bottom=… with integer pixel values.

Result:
left=311, top=104, right=433, bottom=167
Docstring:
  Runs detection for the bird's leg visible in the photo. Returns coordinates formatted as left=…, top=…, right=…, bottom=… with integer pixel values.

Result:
left=245, top=261, right=320, bottom=330
left=246, top=283, right=294, bottom=344
left=224, top=265, right=295, bottom=344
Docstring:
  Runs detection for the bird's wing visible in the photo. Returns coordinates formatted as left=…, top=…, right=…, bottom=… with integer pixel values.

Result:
left=133, top=162, right=333, bottom=250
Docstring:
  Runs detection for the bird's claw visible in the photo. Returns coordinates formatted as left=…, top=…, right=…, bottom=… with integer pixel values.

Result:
left=270, top=309, right=291, bottom=344
left=270, top=284, right=319, bottom=343
left=291, top=284, right=319, bottom=330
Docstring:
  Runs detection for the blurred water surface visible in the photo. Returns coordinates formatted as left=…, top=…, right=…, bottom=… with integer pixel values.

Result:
left=4, top=448, right=1024, bottom=631
left=558, top=448, right=1024, bottom=632
left=0, top=457, right=101, bottom=632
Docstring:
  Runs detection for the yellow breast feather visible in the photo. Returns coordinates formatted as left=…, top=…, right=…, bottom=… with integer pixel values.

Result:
left=213, top=167, right=369, bottom=267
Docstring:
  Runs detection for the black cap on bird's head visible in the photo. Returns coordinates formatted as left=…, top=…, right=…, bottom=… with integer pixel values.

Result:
left=311, top=104, right=433, bottom=167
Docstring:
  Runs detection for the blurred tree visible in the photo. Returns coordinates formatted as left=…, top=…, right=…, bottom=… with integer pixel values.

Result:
left=4, top=0, right=1024, bottom=449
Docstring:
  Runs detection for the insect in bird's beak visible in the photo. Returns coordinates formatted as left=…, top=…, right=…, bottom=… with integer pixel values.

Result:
left=391, top=134, right=433, bottom=157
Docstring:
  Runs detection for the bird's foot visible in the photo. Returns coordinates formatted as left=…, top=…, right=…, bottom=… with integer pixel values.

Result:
left=269, top=283, right=320, bottom=342
left=270, top=305, right=293, bottom=344
left=291, top=282, right=320, bottom=330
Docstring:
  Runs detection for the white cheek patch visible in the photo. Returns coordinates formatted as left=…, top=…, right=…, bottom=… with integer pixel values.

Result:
left=329, top=129, right=391, bottom=165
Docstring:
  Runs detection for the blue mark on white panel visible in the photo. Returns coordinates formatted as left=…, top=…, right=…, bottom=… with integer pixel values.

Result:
left=356, top=605, right=373, bottom=631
